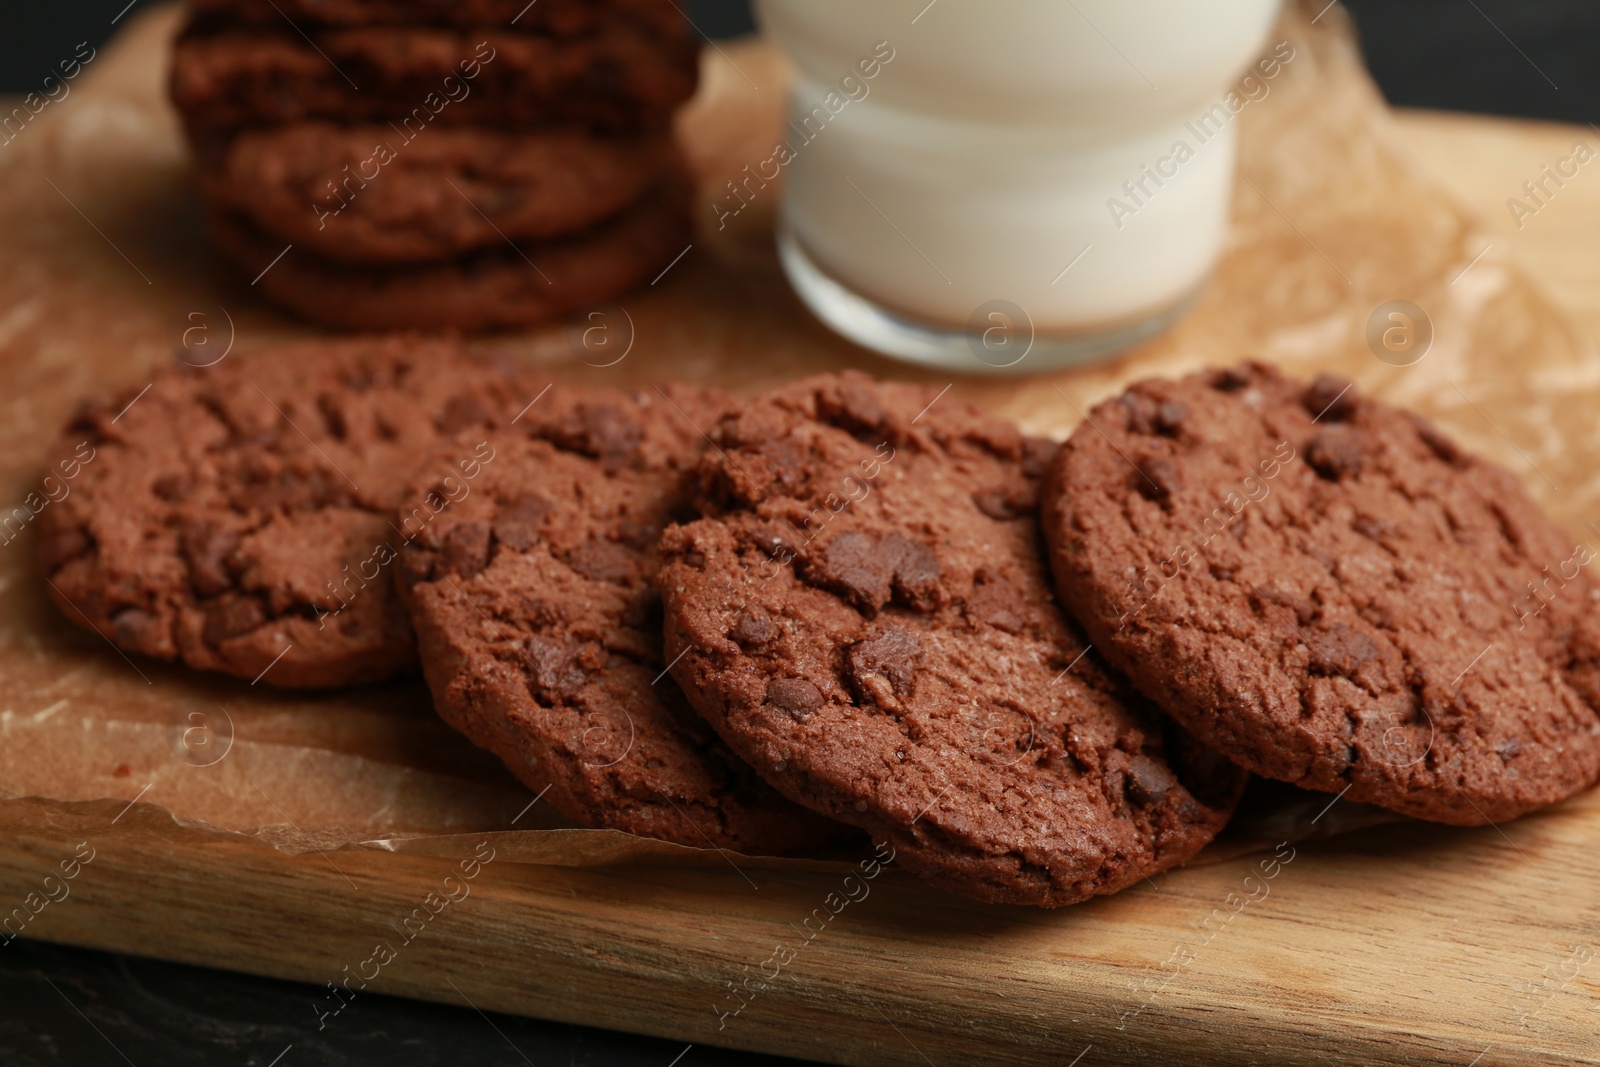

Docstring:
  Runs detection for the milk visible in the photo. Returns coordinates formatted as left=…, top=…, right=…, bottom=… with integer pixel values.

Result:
left=757, top=0, right=1284, bottom=370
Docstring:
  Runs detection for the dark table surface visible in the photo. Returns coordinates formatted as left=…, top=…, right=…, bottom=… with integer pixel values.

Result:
left=3, top=2, right=1598, bottom=1065
left=1, top=937, right=806, bottom=1066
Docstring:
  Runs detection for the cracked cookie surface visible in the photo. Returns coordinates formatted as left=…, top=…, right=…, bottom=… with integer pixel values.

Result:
left=37, top=337, right=540, bottom=688
left=1043, top=362, right=1600, bottom=824
left=394, top=384, right=847, bottom=853
left=658, top=373, right=1243, bottom=906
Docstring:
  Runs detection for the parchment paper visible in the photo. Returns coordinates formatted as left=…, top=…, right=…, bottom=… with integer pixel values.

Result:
left=1, top=2, right=1590, bottom=871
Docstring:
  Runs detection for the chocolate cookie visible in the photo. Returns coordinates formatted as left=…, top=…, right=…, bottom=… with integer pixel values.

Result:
left=197, top=124, right=675, bottom=264
left=170, top=20, right=699, bottom=135
left=1043, top=362, right=1600, bottom=825
left=210, top=180, right=691, bottom=330
left=395, top=387, right=846, bottom=852
left=656, top=374, right=1243, bottom=906
left=37, top=337, right=543, bottom=688
left=187, top=0, right=686, bottom=39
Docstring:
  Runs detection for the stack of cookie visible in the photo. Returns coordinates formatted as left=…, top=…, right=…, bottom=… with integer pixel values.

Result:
left=168, top=0, right=700, bottom=330
left=37, top=340, right=1600, bottom=907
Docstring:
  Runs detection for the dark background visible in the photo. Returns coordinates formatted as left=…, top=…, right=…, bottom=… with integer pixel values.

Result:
left=5, top=0, right=1600, bottom=122
left=2, top=2, right=1597, bottom=1066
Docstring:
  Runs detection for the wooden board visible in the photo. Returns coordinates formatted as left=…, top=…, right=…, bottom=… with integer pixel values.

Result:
left=2, top=5, right=1599, bottom=1065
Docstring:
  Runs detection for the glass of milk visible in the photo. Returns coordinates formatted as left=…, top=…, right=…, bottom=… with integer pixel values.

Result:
left=755, top=0, right=1284, bottom=373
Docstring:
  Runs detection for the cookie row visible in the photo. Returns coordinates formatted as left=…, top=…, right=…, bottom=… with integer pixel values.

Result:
left=40, top=340, right=841, bottom=855
left=168, top=4, right=700, bottom=329
left=38, top=342, right=1600, bottom=904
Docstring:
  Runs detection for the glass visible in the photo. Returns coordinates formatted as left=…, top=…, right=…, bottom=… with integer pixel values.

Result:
left=757, top=0, right=1284, bottom=373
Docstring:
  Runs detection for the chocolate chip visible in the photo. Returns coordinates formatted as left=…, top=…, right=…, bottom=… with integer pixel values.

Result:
left=766, top=677, right=824, bottom=721
left=741, top=439, right=807, bottom=502
left=1303, top=374, right=1358, bottom=422
left=523, top=635, right=586, bottom=700
left=972, top=487, right=1034, bottom=521
left=783, top=531, right=938, bottom=612
left=1308, top=622, right=1383, bottom=679
left=1210, top=367, right=1253, bottom=392
left=202, top=594, right=267, bottom=645
left=1497, top=737, right=1523, bottom=762
left=316, top=393, right=349, bottom=440
left=889, top=535, right=942, bottom=612
left=1136, top=455, right=1183, bottom=502
left=745, top=525, right=798, bottom=561
left=492, top=493, right=553, bottom=551
left=181, top=520, right=239, bottom=597
left=439, top=521, right=492, bottom=579
left=64, top=399, right=110, bottom=442
left=1119, top=392, right=1160, bottom=434
left=848, top=625, right=922, bottom=704
left=1155, top=402, right=1190, bottom=435
left=553, top=404, right=643, bottom=465
left=1124, top=754, right=1178, bottom=805
left=1307, top=426, right=1366, bottom=480
left=436, top=394, right=490, bottom=435
left=111, top=606, right=161, bottom=649
left=817, top=382, right=890, bottom=440
left=565, top=537, right=633, bottom=582
left=152, top=473, right=192, bottom=502
left=730, top=608, right=778, bottom=649
left=813, top=531, right=895, bottom=610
